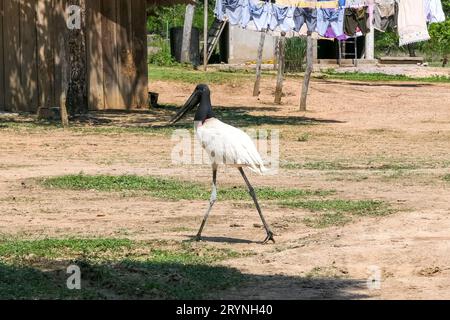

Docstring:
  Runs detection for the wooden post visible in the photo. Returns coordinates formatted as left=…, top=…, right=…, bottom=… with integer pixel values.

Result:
left=203, top=0, right=208, bottom=71
left=253, top=30, right=266, bottom=97
left=181, top=4, right=195, bottom=63
left=300, top=32, right=313, bottom=111
left=59, top=35, right=69, bottom=128
left=274, top=32, right=286, bottom=105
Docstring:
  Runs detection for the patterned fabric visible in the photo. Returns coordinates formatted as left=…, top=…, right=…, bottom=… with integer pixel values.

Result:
left=275, top=0, right=338, bottom=9
left=397, top=0, right=430, bottom=46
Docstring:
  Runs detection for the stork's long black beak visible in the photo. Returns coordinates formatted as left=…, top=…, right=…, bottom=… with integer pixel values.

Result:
left=169, top=90, right=201, bottom=125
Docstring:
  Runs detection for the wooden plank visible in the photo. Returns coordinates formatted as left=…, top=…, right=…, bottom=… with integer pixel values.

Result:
left=0, top=0, right=5, bottom=110
left=86, top=0, right=104, bottom=110
left=36, top=0, right=55, bottom=111
left=3, top=0, right=21, bottom=111
left=117, top=0, right=133, bottom=109
left=20, top=0, right=39, bottom=112
left=101, top=0, right=122, bottom=109
left=131, top=0, right=147, bottom=108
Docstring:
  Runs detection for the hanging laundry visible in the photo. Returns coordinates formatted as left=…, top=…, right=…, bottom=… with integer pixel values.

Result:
left=317, top=7, right=346, bottom=38
left=275, top=0, right=338, bottom=9
left=324, top=25, right=348, bottom=40
left=424, top=0, right=446, bottom=24
left=397, top=0, right=431, bottom=46
left=293, top=7, right=318, bottom=32
left=373, top=0, right=397, bottom=32
left=345, top=0, right=371, bottom=7
left=247, top=0, right=271, bottom=31
left=269, top=5, right=296, bottom=32
left=216, top=0, right=251, bottom=28
left=344, top=7, right=369, bottom=35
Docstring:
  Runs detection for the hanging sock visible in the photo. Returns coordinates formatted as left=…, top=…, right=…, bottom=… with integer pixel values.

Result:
left=397, top=0, right=430, bottom=46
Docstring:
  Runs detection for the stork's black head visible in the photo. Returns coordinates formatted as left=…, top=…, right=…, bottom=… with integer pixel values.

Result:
left=169, top=84, right=215, bottom=125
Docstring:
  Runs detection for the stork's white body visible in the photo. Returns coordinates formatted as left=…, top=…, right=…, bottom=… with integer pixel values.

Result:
left=170, top=84, right=275, bottom=243
left=195, top=118, right=267, bottom=174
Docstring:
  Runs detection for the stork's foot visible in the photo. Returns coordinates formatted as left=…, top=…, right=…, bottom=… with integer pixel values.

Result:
left=194, top=234, right=203, bottom=242
left=262, top=231, right=275, bottom=244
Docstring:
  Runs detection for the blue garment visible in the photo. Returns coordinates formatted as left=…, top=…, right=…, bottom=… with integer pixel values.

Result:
left=219, top=0, right=250, bottom=28
left=248, top=0, right=271, bottom=31
left=317, top=8, right=345, bottom=37
left=293, top=8, right=317, bottom=32
left=339, top=0, right=346, bottom=7
left=269, top=5, right=295, bottom=32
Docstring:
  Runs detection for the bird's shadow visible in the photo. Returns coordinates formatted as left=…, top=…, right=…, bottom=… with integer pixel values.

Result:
left=185, top=235, right=256, bottom=244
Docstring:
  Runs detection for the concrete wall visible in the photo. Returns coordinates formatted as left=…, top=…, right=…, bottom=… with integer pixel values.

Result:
left=228, top=25, right=277, bottom=64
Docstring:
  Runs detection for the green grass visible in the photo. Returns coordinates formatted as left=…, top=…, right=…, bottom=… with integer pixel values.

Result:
left=282, top=160, right=419, bottom=171
left=40, top=174, right=335, bottom=201
left=149, top=65, right=258, bottom=85
left=39, top=175, right=396, bottom=229
left=280, top=199, right=392, bottom=228
left=0, top=120, right=180, bottom=136
left=149, top=65, right=450, bottom=85
left=444, top=174, right=450, bottom=182
left=317, top=70, right=450, bottom=83
left=297, top=133, right=312, bottom=142
left=0, top=238, right=244, bottom=299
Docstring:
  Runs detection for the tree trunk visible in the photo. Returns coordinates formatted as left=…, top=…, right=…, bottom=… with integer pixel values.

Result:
left=274, top=33, right=286, bottom=105
left=253, top=31, right=266, bottom=97
left=181, top=4, right=195, bottom=64
left=66, top=0, right=88, bottom=117
left=300, top=32, right=313, bottom=111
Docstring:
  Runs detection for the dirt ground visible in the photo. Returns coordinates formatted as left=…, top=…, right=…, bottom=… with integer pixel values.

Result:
left=1, top=76, right=450, bottom=299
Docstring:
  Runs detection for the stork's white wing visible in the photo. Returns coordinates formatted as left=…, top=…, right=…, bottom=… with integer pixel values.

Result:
left=196, top=119, right=267, bottom=174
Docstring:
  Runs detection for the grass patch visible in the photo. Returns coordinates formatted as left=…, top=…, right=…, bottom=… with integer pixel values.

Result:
left=443, top=174, right=450, bottom=182
left=280, top=199, right=392, bottom=228
left=317, top=70, right=450, bottom=83
left=149, top=65, right=259, bottom=85
left=0, top=120, right=180, bottom=136
left=282, top=160, right=419, bottom=171
left=40, top=174, right=335, bottom=201
left=40, top=175, right=395, bottom=229
left=297, top=133, right=312, bottom=142
left=0, top=238, right=244, bottom=299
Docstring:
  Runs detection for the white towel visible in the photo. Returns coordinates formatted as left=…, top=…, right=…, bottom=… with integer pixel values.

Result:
left=397, top=0, right=431, bottom=46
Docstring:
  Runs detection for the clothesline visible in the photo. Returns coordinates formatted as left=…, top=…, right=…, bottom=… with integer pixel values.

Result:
left=215, top=0, right=446, bottom=46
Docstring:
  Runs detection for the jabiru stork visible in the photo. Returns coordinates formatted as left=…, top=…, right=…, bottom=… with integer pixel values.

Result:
left=169, top=84, right=275, bottom=244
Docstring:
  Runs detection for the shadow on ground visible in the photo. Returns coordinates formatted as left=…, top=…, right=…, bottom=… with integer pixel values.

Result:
left=0, top=260, right=367, bottom=300
left=0, top=105, right=345, bottom=132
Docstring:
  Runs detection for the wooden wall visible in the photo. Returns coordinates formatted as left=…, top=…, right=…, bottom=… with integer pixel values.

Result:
left=0, top=0, right=148, bottom=113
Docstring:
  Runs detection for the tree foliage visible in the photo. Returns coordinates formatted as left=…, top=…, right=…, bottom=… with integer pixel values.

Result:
left=147, top=2, right=215, bottom=36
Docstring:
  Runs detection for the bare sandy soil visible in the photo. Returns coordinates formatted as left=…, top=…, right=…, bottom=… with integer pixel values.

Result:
left=1, top=76, right=450, bottom=299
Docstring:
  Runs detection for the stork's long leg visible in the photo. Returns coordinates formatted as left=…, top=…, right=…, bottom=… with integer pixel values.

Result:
left=195, top=166, right=218, bottom=241
left=238, top=167, right=275, bottom=244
